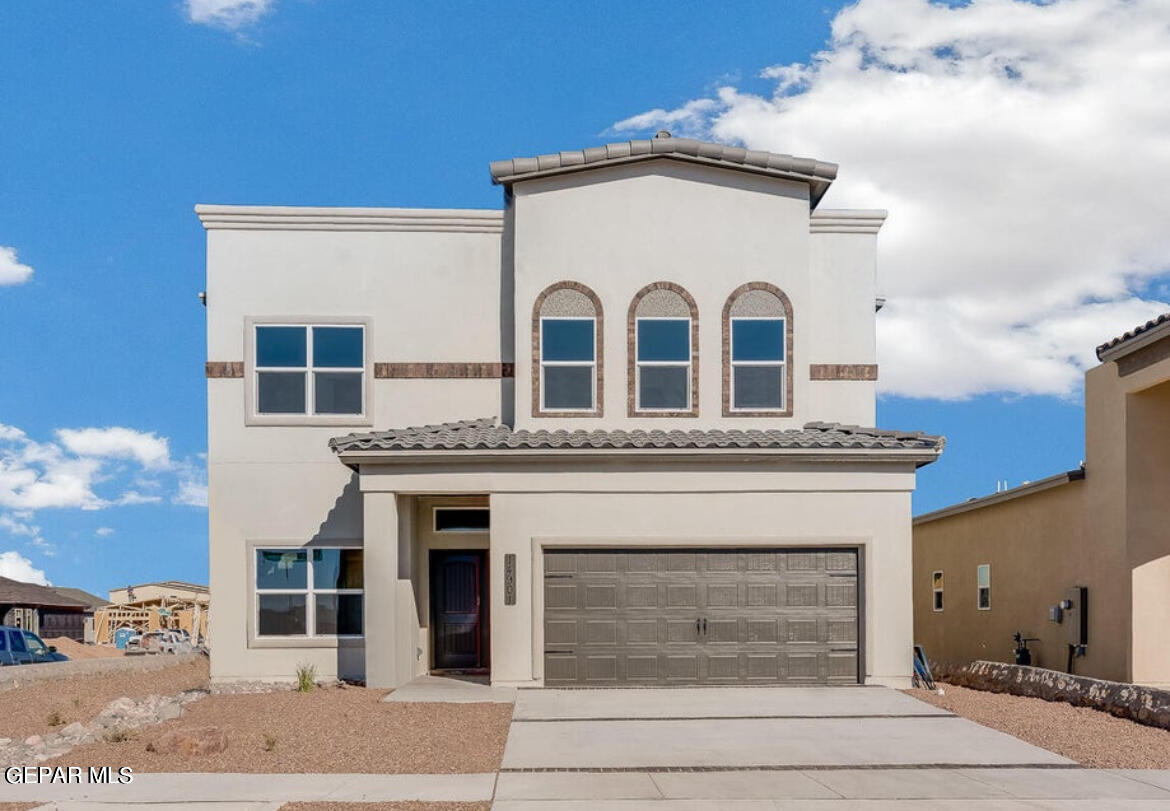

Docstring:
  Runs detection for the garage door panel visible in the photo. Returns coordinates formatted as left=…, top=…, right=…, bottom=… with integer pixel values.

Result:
left=543, top=548, right=859, bottom=686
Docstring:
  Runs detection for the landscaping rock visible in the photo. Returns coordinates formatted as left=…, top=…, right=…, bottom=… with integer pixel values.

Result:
left=934, top=659, right=1170, bottom=731
left=146, top=726, right=228, bottom=756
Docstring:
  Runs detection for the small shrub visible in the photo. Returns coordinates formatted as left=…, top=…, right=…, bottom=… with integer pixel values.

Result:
left=72, top=697, right=81, bottom=708
left=46, top=710, right=63, bottom=727
left=295, top=663, right=317, bottom=693
left=263, top=733, right=277, bottom=752
left=103, top=728, right=132, bottom=744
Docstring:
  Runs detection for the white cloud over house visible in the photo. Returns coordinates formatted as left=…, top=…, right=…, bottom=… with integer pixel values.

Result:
left=0, top=246, right=33, bottom=287
left=0, top=550, right=49, bottom=585
left=56, top=427, right=171, bottom=470
left=613, top=0, right=1170, bottom=399
left=184, top=0, right=274, bottom=29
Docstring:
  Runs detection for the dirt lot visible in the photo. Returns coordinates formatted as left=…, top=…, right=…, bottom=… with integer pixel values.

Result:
left=44, top=684, right=513, bottom=773
left=908, top=682, right=1170, bottom=768
left=281, top=805, right=490, bottom=811
left=0, top=657, right=208, bottom=740
left=44, top=637, right=124, bottom=660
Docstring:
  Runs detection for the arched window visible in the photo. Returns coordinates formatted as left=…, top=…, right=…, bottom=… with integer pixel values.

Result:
left=723, top=282, right=793, bottom=417
left=532, top=282, right=603, bottom=416
left=628, top=282, right=699, bottom=416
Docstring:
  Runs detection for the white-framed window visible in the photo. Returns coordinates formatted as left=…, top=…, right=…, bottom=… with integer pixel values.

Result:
left=730, top=317, right=786, bottom=411
left=255, top=548, right=364, bottom=637
left=433, top=507, right=490, bottom=533
left=932, top=570, right=944, bottom=612
left=540, top=317, right=596, bottom=411
left=636, top=317, right=691, bottom=411
left=253, top=324, right=365, bottom=417
left=976, top=564, right=991, bottom=610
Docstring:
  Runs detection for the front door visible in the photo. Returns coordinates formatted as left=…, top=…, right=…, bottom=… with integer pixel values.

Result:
left=431, top=550, right=488, bottom=671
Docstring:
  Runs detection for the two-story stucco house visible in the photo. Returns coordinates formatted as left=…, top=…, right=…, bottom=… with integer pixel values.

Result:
left=198, top=132, right=943, bottom=690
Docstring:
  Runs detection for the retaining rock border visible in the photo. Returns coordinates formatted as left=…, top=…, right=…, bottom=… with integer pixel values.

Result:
left=934, top=659, right=1170, bottom=730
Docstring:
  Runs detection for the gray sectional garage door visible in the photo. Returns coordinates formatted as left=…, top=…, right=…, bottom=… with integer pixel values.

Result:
left=543, top=548, right=860, bottom=686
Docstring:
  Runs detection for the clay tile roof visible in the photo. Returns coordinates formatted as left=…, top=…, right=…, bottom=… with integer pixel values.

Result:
left=0, top=576, right=89, bottom=609
left=329, top=418, right=944, bottom=457
left=1096, top=312, right=1170, bottom=360
left=489, top=133, right=838, bottom=207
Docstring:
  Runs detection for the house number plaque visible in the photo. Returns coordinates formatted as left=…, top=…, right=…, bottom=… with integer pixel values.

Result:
left=504, top=553, right=516, bottom=605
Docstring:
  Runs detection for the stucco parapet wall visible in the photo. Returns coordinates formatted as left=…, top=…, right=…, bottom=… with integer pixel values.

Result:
left=913, top=468, right=1084, bottom=525
left=329, top=418, right=943, bottom=466
left=1096, top=311, right=1170, bottom=361
left=934, top=659, right=1170, bottom=731
left=809, top=210, right=888, bottom=234
left=193, top=205, right=504, bottom=233
left=489, top=135, right=837, bottom=207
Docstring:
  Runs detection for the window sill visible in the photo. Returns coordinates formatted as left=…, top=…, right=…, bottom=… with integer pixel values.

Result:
left=244, top=414, right=374, bottom=428
left=248, top=636, right=364, bottom=650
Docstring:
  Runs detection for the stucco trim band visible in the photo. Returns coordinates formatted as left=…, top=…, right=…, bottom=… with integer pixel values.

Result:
left=194, top=205, right=503, bottom=233
left=809, top=210, right=888, bottom=234
left=374, top=363, right=514, bottom=379
left=810, top=364, right=879, bottom=381
left=913, top=468, right=1085, bottom=525
left=206, top=362, right=244, bottom=378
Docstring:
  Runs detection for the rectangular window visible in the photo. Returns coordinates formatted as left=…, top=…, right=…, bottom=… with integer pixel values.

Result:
left=254, top=324, right=365, bottom=417
left=932, top=570, right=944, bottom=612
left=636, top=318, right=690, bottom=411
left=976, top=564, right=991, bottom=610
left=540, top=318, right=595, bottom=411
left=434, top=507, right=490, bottom=532
left=730, top=318, right=786, bottom=410
left=255, top=548, right=364, bottom=637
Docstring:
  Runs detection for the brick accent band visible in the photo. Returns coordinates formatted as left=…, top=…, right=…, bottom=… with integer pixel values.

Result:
left=809, top=364, right=878, bottom=381
left=205, top=362, right=244, bottom=378
left=374, top=363, right=514, bottom=379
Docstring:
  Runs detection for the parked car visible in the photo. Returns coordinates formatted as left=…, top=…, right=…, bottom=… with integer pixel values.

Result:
left=124, top=629, right=194, bottom=655
left=0, top=626, right=70, bottom=665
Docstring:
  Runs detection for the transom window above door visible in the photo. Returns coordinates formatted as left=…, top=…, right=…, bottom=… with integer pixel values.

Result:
left=248, top=321, right=370, bottom=424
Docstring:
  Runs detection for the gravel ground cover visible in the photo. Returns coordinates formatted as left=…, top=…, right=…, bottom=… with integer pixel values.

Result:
left=44, top=638, right=124, bottom=660
left=42, top=684, right=513, bottom=773
left=0, top=658, right=208, bottom=741
left=280, top=804, right=491, bottom=811
left=0, top=804, right=39, bottom=811
left=907, top=682, right=1170, bottom=768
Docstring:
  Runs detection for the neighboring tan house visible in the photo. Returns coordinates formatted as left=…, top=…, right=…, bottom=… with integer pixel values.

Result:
left=109, top=581, right=210, bottom=606
left=198, top=132, right=944, bottom=688
left=0, top=577, right=89, bottom=641
left=914, top=313, right=1170, bottom=687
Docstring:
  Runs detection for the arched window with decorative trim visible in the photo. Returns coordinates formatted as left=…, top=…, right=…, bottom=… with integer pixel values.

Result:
left=627, top=282, right=699, bottom=417
left=532, top=282, right=604, bottom=417
left=722, top=282, right=793, bottom=417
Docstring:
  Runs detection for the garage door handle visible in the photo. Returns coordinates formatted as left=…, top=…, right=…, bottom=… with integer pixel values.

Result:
left=696, top=618, right=701, bottom=634
left=702, top=618, right=708, bottom=634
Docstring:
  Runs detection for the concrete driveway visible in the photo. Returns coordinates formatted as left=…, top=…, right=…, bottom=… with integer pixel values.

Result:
left=501, top=686, right=1072, bottom=770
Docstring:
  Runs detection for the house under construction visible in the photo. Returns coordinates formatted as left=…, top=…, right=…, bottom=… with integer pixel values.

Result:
left=95, top=580, right=210, bottom=646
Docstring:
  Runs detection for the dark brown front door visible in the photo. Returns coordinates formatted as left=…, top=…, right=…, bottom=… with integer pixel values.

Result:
left=431, top=550, right=488, bottom=670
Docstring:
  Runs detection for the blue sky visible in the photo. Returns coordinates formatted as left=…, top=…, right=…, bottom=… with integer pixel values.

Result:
left=1, top=0, right=1166, bottom=594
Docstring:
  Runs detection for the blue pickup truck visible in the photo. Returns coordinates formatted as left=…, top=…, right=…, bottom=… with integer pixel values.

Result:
left=0, top=625, right=70, bottom=665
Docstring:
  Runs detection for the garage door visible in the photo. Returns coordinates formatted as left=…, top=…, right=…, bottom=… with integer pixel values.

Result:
left=543, top=548, right=859, bottom=686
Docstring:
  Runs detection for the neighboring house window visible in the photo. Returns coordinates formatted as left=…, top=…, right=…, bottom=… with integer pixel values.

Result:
left=723, top=283, right=794, bottom=416
left=255, top=548, right=364, bottom=637
left=253, top=324, right=365, bottom=417
left=932, top=571, right=944, bottom=612
left=533, top=282, right=603, bottom=416
left=434, top=507, right=490, bottom=532
left=628, top=283, right=699, bottom=416
left=976, top=564, right=991, bottom=610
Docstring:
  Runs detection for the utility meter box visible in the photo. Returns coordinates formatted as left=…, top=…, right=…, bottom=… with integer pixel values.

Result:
left=1064, top=586, right=1088, bottom=647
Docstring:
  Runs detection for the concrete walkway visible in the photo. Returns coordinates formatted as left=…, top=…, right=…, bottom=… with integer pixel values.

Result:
left=383, top=673, right=518, bottom=703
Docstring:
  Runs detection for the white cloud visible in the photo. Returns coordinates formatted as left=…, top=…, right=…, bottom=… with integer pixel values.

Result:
left=95, top=527, right=115, bottom=538
left=57, top=427, right=171, bottom=470
left=0, top=550, right=49, bottom=585
left=0, top=246, right=33, bottom=287
left=613, top=0, right=1170, bottom=399
left=185, top=0, right=274, bottom=29
left=115, top=491, right=164, bottom=506
left=173, top=458, right=208, bottom=508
